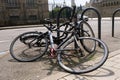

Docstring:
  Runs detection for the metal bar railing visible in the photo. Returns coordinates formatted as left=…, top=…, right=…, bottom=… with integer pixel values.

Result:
left=81, top=7, right=102, bottom=40
left=112, top=8, right=120, bottom=37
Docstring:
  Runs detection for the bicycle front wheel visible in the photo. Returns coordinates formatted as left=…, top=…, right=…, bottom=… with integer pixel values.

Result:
left=57, top=37, right=109, bottom=74
left=78, top=20, right=96, bottom=53
left=10, top=32, right=48, bottom=62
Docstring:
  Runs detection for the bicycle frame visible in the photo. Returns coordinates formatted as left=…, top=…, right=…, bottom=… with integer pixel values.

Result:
left=48, top=26, right=80, bottom=50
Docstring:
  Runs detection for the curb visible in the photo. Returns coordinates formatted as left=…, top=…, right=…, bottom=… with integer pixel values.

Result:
left=41, top=72, right=70, bottom=80
left=0, top=51, right=9, bottom=58
left=108, top=49, right=120, bottom=59
left=0, top=25, right=43, bottom=30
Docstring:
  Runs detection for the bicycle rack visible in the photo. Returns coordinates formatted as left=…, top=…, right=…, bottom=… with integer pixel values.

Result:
left=112, top=8, right=120, bottom=37
left=81, top=7, right=102, bottom=40
left=57, top=7, right=102, bottom=40
left=56, top=6, right=72, bottom=39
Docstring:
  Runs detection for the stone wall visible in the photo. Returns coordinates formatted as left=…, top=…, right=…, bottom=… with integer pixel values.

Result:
left=86, top=0, right=120, bottom=18
left=0, top=0, right=49, bottom=26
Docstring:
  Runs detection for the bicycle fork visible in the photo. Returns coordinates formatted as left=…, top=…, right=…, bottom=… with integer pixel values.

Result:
left=74, top=35, right=85, bottom=57
left=48, top=31, right=56, bottom=58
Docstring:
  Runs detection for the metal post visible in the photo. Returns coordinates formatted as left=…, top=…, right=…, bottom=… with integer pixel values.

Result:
left=112, top=8, right=120, bottom=37
left=57, top=7, right=72, bottom=39
left=71, top=0, right=76, bottom=7
left=81, top=7, right=101, bottom=40
left=112, top=13, right=115, bottom=37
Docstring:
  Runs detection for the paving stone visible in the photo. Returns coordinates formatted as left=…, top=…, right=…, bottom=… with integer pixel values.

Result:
left=58, top=78, right=66, bottom=80
left=63, top=75, right=84, bottom=80
left=103, top=61, right=117, bottom=67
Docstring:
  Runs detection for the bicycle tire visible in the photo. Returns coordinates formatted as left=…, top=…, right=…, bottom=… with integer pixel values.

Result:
left=10, top=32, right=48, bottom=62
left=78, top=20, right=96, bottom=53
left=57, top=7, right=96, bottom=53
left=57, top=37, right=109, bottom=74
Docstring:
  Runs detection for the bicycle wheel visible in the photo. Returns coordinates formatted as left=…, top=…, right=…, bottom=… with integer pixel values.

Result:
left=57, top=37, right=109, bottom=74
left=10, top=32, right=48, bottom=62
left=78, top=20, right=96, bottom=53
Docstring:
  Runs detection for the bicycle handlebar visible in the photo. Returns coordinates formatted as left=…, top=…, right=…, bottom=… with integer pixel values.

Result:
left=44, top=17, right=75, bottom=34
left=56, top=29, right=73, bottom=33
left=43, top=23, right=73, bottom=34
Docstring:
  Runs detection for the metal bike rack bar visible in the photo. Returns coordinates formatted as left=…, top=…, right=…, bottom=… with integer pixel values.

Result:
left=56, top=6, right=73, bottom=39
left=81, top=7, right=102, bottom=40
left=112, top=8, right=120, bottom=37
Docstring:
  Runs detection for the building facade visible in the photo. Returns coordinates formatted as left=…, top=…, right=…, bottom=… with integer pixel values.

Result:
left=85, top=0, right=120, bottom=17
left=0, top=0, right=49, bottom=26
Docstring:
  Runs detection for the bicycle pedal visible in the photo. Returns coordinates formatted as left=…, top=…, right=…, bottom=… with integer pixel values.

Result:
left=46, top=52, right=56, bottom=59
left=49, top=48, right=57, bottom=58
left=49, top=57, right=56, bottom=59
left=80, top=53, right=85, bottom=57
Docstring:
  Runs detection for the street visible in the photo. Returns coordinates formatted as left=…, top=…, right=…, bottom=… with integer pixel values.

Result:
left=0, top=27, right=46, bottom=53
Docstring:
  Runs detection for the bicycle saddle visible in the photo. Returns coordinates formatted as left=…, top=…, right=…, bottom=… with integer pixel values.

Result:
left=44, top=18, right=54, bottom=23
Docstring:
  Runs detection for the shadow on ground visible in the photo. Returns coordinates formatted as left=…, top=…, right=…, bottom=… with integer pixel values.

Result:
left=8, top=54, right=64, bottom=76
left=82, top=67, right=114, bottom=77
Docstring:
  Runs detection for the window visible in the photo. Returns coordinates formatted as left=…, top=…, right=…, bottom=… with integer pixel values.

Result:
left=5, top=0, right=20, bottom=9
left=116, top=1, right=119, bottom=5
left=26, top=0, right=36, bottom=8
left=9, top=16, right=20, bottom=21
left=108, top=3, right=110, bottom=6
left=28, top=15, right=37, bottom=20
left=102, top=3, right=105, bottom=7
left=0, top=7, right=3, bottom=17
left=106, top=3, right=107, bottom=6
left=111, top=2, right=113, bottom=6
left=114, top=2, right=116, bottom=6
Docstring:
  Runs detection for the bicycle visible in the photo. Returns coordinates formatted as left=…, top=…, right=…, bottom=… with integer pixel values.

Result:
left=10, top=18, right=109, bottom=74
left=10, top=5, right=109, bottom=74
left=56, top=5, right=97, bottom=53
left=10, top=4, right=95, bottom=61
left=9, top=16, right=95, bottom=61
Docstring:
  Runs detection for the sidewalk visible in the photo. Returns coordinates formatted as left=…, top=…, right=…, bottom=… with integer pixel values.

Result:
left=1, top=46, right=120, bottom=80
left=41, top=49, right=120, bottom=80
left=1, top=20, right=120, bottom=80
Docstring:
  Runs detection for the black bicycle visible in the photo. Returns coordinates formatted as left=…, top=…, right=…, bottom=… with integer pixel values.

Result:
left=10, top=6, right=109, bottom=74
left=10, top=16, right=95, bottom=61
left=10, top=19, right=109, bottom=74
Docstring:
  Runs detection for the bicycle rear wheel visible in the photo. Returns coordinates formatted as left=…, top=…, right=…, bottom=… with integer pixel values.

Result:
left=57, top=37, right=109, bottom=74
left=10, top=32, right=48, bottom=62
